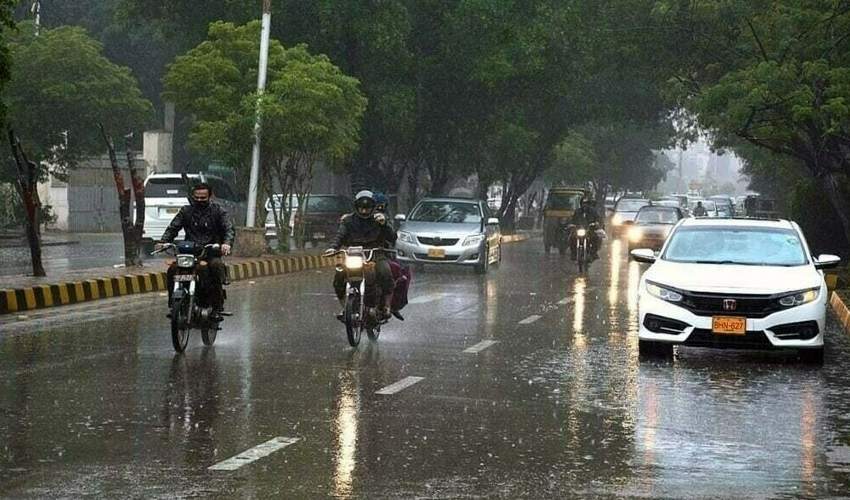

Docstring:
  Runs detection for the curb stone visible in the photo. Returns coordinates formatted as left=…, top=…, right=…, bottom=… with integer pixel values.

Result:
left=830, top=291, right=850, bottom=336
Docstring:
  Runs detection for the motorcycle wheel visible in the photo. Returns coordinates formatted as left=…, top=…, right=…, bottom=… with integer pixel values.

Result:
left=201, top=326, right=217, bottom=346
left=344, top=294, right=363, bottom=347
left=577, top=245, right=587, bottom=274
left=171, top=298, right=191, bottom=353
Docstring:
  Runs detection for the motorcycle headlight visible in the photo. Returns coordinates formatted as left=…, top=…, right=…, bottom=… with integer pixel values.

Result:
left=463, top=234, right=486, bottom=246
left=629, top=227, right=643, bottom=242
left=576, top=229, right=587, bottom=238
left=176, top=255, right=195, bottom=268
left=646, top=281, right=683, bottom=303
left=398, top=231, right=414, bottom=243
left=345, top=255, right=364, bottom=270
left=778, top=288, right=819, bottom=307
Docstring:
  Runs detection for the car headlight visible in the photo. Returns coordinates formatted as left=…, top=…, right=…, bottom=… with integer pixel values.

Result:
left=576, top=229, right=587, bottom=237
left=778, top=288, right=820, bottom=307
left=398, top=231, right=414, bottom=243
left=345, top=255, right=364, bottom=270
left=463, top=234, right=486, bottom=246
left=176, top=255, right=195, bottom=268
left=646, top=281, right=683, bottom=303
left=612, top=215, right=622, bottom=226
left=628, top=227, right=643, bottom=242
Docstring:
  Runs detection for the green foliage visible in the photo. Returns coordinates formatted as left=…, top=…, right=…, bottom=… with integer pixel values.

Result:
left=4, top=22, right=153, bottom=179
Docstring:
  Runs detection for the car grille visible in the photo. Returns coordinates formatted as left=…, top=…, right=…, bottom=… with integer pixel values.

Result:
left=417, top=237, right=459, bottom=247
left=686, top=329, right=772, bottom=349
left=680, top=291, right=781, bottom=319
left=415, top=253, right=460, bottom=262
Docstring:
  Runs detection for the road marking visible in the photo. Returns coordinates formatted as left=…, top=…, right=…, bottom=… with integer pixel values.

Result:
left=519, top=315, right=542, bottom=325
left=375, top=376, right=425, bottom=395
left=409, top=293, right=447, bottom=304
left=464, top=340, right=499, bottom=354
left=558, top=297, right=572, bottom=305
left=209, top=437, right=300, bottom=471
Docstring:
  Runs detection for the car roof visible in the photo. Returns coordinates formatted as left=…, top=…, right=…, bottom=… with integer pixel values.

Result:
left=638, top=205, right=678, bottom=211
left=678, top=217, right=794, bottom=229
left=419, top=197, right=481, bottom=204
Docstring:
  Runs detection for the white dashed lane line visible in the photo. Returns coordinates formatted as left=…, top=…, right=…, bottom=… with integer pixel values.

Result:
left=375, top=376, right=425, bottom=395
left=209, top=437, right=300, bottom=471
left=463, top=340, right=500, bottom=354
left=518, top=315, right=542, bottom=325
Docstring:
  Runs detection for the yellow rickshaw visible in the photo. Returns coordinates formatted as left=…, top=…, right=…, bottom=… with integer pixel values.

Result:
left=543, top=187, right=589, bottom=254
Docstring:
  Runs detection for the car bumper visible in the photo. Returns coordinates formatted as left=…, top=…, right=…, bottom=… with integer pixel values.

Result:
left=396, top=240, right=488, bottom=265
left=629, top=236, right=667, bottom=249
left=637, top=291, right=826, bottom=350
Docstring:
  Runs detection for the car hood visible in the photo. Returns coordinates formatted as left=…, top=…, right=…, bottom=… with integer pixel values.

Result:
left=645, top=260, right=820, bottom=295
left=399, top=221, right=482, bottom=237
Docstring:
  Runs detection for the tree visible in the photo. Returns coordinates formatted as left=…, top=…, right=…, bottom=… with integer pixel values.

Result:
left=163, top=21, right=366, bottom=250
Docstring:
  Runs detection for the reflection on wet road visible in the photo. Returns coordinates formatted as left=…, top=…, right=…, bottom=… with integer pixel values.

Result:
left=2, top=237, right=850, bottom=499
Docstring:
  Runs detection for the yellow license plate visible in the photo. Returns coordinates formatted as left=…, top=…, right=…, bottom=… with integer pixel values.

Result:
left=712, top=316, right=746, bottom=335
left=427, top=248, right=446, bottom=258
left=165, top=208, right=179, bottom=214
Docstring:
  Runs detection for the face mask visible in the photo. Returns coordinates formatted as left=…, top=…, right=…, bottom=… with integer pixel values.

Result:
left=195, top=198, right=211, bottom=208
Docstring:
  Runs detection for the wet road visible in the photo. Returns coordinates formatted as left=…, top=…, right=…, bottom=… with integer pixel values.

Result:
left=0, top=234, right=125, bottom=276
left=2, top=238, right=850, bottom=499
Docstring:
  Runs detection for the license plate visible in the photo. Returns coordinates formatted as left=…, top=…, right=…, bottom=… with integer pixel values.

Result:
left=165, top=208, right=179, bottom=215
left=313, top=232, right=326, bottom=239
left=174, top=275, right=195, bottom=282
left=427, top=248, right=446, bottom=258
left=712, top=316, right=746, bottom=335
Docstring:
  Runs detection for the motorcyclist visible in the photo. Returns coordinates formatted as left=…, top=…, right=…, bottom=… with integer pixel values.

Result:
left=156, top=182, right=234, bottom=321
left=569, top=197, right=601, bottom=261
left=693, top=201, right=708, bottom=217
left=374, top=191, right=390, bottom=216
left=326, top=191, right=398, bottom=320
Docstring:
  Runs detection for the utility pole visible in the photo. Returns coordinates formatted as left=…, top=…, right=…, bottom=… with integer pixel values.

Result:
left=245, top=0, right=272, bottom=227
left=31, top=1, right=41, bottom=36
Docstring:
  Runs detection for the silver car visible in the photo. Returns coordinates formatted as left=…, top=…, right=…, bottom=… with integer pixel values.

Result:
left=395, top=198, right=502, bottom=274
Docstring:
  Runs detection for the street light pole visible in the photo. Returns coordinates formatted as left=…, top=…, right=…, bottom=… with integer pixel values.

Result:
left=31, top=1, right=41, bottom=36
left=245, top=0, right=272, bottom=227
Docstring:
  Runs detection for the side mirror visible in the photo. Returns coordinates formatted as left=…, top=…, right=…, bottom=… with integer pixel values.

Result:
left=487, top=217, right=500, bottom=225
left=814, top=254, right=841, bottom=270
left=394, top=214, right=407, bottom=222
left=631, top=248, right=657, bottom=264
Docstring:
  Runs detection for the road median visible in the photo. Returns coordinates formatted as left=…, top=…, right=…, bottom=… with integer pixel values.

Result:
left=831, top=291, right=850, bottom=336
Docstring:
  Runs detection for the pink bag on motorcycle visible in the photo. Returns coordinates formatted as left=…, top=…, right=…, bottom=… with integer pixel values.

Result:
left=389, top=261, right=411, bottom=311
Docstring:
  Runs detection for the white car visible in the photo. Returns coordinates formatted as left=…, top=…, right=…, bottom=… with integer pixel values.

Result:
left=631, top=218, right=840, bottom=363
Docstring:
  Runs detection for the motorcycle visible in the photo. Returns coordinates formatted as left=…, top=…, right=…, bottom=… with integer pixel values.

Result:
left=329, top=247, right=397, bottom=347
left=569, top=222, right=601, bottom=274
left=153, top=242, right=229, bottom=353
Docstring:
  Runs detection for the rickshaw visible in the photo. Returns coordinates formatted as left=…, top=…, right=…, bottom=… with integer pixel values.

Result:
left=542, top=187, right=589, bottom=254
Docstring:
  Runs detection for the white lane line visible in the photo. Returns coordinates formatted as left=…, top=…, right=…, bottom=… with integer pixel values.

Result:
left=464, top=340, right=500, bottom=354
left=209, top=437, right=300, bottom=471
left=409, top=293, right=448, bottom=305
left=558, top=297, right=572, bottom=305
left=375, top=376, right=425, bottom=395
left=519, top=315, right=542, bottom=325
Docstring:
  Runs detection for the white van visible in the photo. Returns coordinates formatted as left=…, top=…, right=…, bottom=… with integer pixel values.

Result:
left=264, top=193, right=298, bottom=241
left=140, top=173, right=246, bottom=251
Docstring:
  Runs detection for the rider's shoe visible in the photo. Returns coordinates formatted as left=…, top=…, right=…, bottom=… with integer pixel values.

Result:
left=166, top=310, right=172, bottom=319
left=380, top=307, right=392, bottom=320
left=336, top=310, right=345, bottom=323
left=391, top=310, right=405, bottom=321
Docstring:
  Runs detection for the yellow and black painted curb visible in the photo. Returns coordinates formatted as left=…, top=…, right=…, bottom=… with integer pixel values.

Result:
left=830, top=291, right=850, bottom=336
left=0, top=254, right=337, bottom=316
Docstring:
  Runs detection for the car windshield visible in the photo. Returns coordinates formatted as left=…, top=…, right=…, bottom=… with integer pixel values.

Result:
left=546, top=192, right=583, bottom=210
left=306, top=196, right=349, bottom=213
left=690, top=200, right=716, bottom=211
left=636, top=209, right=679, bottom=224
left=410, top=201, right=482, bottom=223
left=145, top=178, right=189, bottom=198
left=663, top=226, right=808, bottom=266
left=616, top=199, right=649, bottom=212
left=710, top=198, right=732, bottom=207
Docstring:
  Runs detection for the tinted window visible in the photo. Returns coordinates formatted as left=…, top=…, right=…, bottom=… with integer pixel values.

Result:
left=410, top=201, right=482, bottom=223
left=616, top=199, right=650, bottom=212
left=306, top=196, right=349, bottom=213
left=636, top=209, right=680, bottom=224
left=663, top=227, right=807, bottom=266
left=145, top=178, right=188, bottom=198
left=546, top=192, right=583, bottom=210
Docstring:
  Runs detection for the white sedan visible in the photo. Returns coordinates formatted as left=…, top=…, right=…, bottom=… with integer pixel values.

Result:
left=631, top=218, right=840, bottom=363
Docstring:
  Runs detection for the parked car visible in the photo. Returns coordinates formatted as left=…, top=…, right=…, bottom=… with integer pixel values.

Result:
left=265, top=194, right=298, bottom=241
left=140, top=173, right=246, bottom=253
left=627, top=206, right=685, bottom=250
left=610, top=197, right=651, bottom=231
left=295, top=194, right=351, bottom=246
left=631, top=218, right=840, bottom=362
left=395, top=198, right=502, bottom=274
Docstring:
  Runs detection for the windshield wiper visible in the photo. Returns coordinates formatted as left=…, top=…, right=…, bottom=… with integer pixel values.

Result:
left=693, top=260, right=758, bottom=266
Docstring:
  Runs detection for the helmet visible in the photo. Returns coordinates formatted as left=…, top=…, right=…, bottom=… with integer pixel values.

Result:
left=354, top=190, right=376, bottom=219
left=374, top=191, right=389, bottom=213
left=580, top=197, right=590, bottom=207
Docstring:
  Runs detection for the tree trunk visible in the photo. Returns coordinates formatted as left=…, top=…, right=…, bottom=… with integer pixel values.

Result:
left=406, top=161, right=422, bottom=212
left=99, top=124, right=136, bottom=268
left=816, top=169, right=850, bottom=256
left=8, top=129, right=46, bottom=277
left=125, top=134, right=145, bottom=267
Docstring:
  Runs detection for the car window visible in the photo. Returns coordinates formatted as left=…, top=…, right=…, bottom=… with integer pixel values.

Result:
left=306, top=196, right=349, bottom=213
left=615, top=199, right=649, bottom=212
left=145, top=178, right=188, bottom=198
left=636, top=209, right=680, bottom=224
left=212, top=179, right=236, bottom=202
left=663, top=227, right=808, bottom=266
left=409, top=201, right=482, bottom=223
left=546, top=192, right=583, bottom=211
